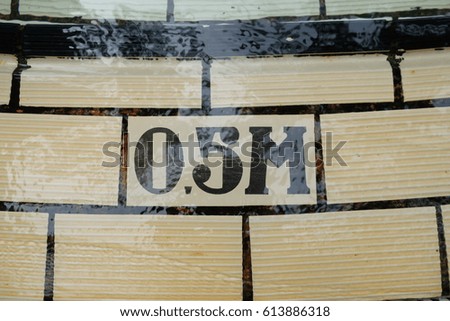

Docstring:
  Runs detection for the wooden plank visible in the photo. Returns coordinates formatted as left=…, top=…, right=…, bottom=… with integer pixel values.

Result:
left=0, top=212, right=48, bottom=300
left=19, top=0, right=167, bottom=21
left=211, top=54, right=393, bottom=108
left=127, top=115, right=316, bottom=206
left=174, top=0, right=319, bottom=21
left=0, top=113, right=122, bottom=205
left=321, top=107, right=450, bottom=204
left=0, top=55, right=16, bottom=105
left=250, top=207, right=442, bottom=300
left=0, top=2, right=9, bottom=15
left=54, top=214, right=242, bottom=300
left=326, top=0, right=450, bottom=15
left=21, top=57, right=202, bottom=109
left=402, top=48, right=450, bottom=102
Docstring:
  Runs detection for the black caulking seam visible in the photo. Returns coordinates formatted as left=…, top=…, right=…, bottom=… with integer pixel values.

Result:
left=314, top=113, right=327, bottom=210
left=9, top=24, right=25, bottom=109
left=2, top=196, right=450, bottom=216
left=10, top=0, right=19, bottom=19
left=242, top=214, right=253, bottom=301
left=319, top=0, right=326, bottom=19
left=435, top=205, right=450, bottom=296
left=201, top=55, right=212, bottom=114
left=43, top=212, right=55, bottom=301
left=167, top=0, right=174, bottom=23
left=118, top=116, right=129, bottom=207
left=5, top=99, right=449, bottom=117
left=387, top=51, right=405, bottom=108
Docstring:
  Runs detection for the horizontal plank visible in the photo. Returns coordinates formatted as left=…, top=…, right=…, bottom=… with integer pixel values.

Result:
left=19, top=0, right=167, bottom=20
left=321, top=107, right=450, bottom=204
left=21, top=57, right=202, bottom=108
left=402, top=48, right=450, bottom=101
left=326, top=0, right=450, bottom=15
left=0, top=54, right=16, bottom=104
left=250, top=207, right=441, bottom=300
left=211, top=54, right=393, bottom=107
left=0, top=212, right=48, bottom=300
left=0, top=113, right=122, bottom=205
left=174, top=0, right=319, bottom=21
left=54, top=214, right=242, bottom=300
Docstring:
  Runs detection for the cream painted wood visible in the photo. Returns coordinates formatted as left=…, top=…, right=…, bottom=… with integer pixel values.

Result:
left=0, top=55, right=16, bottom=105
left=54, top=214, right=242, bottom=300
left=21, top=57, right=202, bottom=108
left=402, top=48, right=450, bottom=102
left=321, top=107, right=450, bottom=204
left=0, top=212, right=48, bottom=300
left=326, top=0, right=450, bottom=15
left=0, top=1, right=9, bottom=15
left=250, top=207, right=441, bottom=300
left=0, top=114, right=122, bottom=205
left=211, top=54, right=393, bottom=108
left=174, top=0, right=319, bottom=21
left=20, top=0, right=167, bottom=21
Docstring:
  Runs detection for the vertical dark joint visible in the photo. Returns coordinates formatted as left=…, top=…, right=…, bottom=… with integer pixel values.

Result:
left=319, top=0, right=327, bottom=19
left=387, top=51, right=404, bottom=108
left=118, top=115, right=129, bottom=207
left=9, top=25, right=26, bottom=109
left=10, top=0, right=19, bottom=19
left=44, top=212, right=55, bottom=301
left=387, top=17, right=404, bottom=108
left=201, top=56, right=212, bottom=115
left=242, top=214, right=253, bottom=301
left=315, top=113, right=327, bottom=211
left=167, top=0, right=175, bottom=23
left=435, top=205, right=450, bottom=296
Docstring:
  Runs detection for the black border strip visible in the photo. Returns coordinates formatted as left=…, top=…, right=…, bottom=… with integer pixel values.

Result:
left=2, top=196, right=450, bottom=216
left=0, top=15, right=447, bottom=58
left=436, top=205, right=450, bottom=296
left=2, top=99, right=449, bottom=117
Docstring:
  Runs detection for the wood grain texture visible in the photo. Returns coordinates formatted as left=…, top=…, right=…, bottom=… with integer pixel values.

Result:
left=250, top=207, right=442, bottom=300
left=174, top=0, right=319, bottom=21
left=321, top=107, right=450, bottom=204
left=211, top=54, right=393, bottom=108
left=21, top=57, right=202, bottom=108
left=0, top=113, right=122, bottom=205
left=326, top=0, right=450, bottom=15
left=0, top=212, right=48, bottom=300
left=53, top=214, right=242, bottom=300
left=19, top=0, right=167, bottom=20
left=0, top=55, right=16, bottom=105
left=0, top=1, right=9, bottom=15
left=402, top=48, right=450, bottom=102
